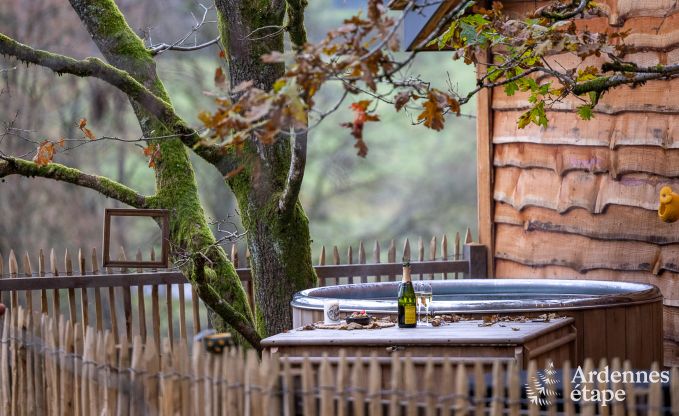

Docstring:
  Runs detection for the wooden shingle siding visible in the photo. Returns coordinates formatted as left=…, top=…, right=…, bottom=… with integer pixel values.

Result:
left=494, top=0, right=679, bottom=365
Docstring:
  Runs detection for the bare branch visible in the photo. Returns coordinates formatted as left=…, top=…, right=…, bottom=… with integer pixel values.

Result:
left=0, top=156, right=147, bottom=208
left=0, top=33, right=228, bottom=165
left=149, top=36, right=220, bottom=55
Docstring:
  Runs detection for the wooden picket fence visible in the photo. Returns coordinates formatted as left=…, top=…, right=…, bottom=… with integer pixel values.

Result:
left=1, top=307, right=676, bottom=416
left=0, top=231, right=486, bottom=345
left=0, top=246, right=209, bottom=348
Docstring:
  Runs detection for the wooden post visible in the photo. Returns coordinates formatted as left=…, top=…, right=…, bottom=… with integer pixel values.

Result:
left=91, top=248, right=104, bottom=332
left=374, top=241, right=381, bottom=282
left=476, top=55, right=495, bottom=278
left=463, top=243, right=487, bottom=278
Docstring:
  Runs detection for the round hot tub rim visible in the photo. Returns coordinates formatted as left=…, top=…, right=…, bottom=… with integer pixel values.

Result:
left=291, top=279, right=663, bottom=315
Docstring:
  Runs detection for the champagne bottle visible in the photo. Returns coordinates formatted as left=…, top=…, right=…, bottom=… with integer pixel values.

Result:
left=397, top=260, right=417, bottom=328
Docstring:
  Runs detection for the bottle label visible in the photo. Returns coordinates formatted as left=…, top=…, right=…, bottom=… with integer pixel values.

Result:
left=404, top=305, right=416, bottom=325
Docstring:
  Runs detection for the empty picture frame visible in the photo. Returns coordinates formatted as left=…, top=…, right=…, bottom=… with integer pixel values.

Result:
left=102, top=208, right=170, bottom=268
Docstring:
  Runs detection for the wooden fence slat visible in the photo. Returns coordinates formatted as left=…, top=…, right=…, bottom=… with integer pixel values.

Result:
left=135, top=250, right=147, bottom=343
left=9, top=250, right=18, bottom=313
left=582, top=359, right=595, bottom=416
left=118, top=248, right=133, bottom=341
left=262, top=352, right=279, bottom=416
left=490, top=360, right=504, bottom=416
left=455, top=363, right=468, bottom=416
left=166, top=284, right=174, bottom=345
left=388, top=352, right=401, bottom=416
left=418, top=237, right=424, bottom=264
left=78, top=249, right=89, bottom=330
left=507, top=361, right=520, bottom=416
left=403, top=354, right=416, bottom=416
left=648, top=362, right=662, bottom=416
left=440, top=359, right=454, bottom=416
left=403, top=238, right=411, bottom=263
left=562, top=360, right=575, bottom=416
left=454, top=233, right=460, bottom=278
left=91, top=248, right=103, bottom=332
left=282, top=356, right=294, bottom=416
left=441, top=235, right=448, bottom=279
left=351, top=353, right=366, bottom=416
left=32, top=311, right=45, bottom=416
left=22, top=252, right=33, bottom=316
left=473, top=361, right=485, bottom=416
left=429, top=236, right=436, bottom=279
left=527, top=360, right=539, bottom=416
left=598, top=358, right=610, bottom=416
left=0, top=254, right=4, bottom=306
left=319, top=353, right=333, bottom=416
left=49, top=249, right=61, bottom=318
left=151, top=285, right=160, bottom=350
left=672, top=367, right=679, bottom=414
left=423, top=355, right=435, bottom=416
left=359, top=241, right=366, bottom=284
left=368, top=352, right=382, bottom=416
left=116, top=335, right=130, bottom=416
left=0, top=310, right=9, bottom=416
left=610, top=358, right=624, bottom=416
left=465, top=228, right=473, bottom=244
left=328, top=350, right=344, bottom=416
left=65, top=249, right=77, bottom=325
left=318, top=246, right=326, bottom=266
left=38, top=250, right=48, bottom=314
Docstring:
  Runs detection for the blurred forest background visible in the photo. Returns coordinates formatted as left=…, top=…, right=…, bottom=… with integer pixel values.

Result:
left=0, top=0, right=477, bottom=262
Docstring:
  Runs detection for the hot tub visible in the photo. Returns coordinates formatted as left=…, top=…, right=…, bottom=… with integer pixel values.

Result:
left=291, top=279, right=664, bottom=367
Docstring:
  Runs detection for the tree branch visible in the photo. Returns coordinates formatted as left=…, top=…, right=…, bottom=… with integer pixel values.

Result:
left=286, top=0, right=308, bottom=47
left=572, top=68, right=679, bottom=96
left=0, top=33, right=227, bottom=166
left=278, top=129, right=307, bottom=213
left=193, top=256, right=262, bottom=351
left=539, top=0, right=588, bottom=20
left=149, top=36, right=220, bottom=55
left=0, top=157, right=147, bottom=208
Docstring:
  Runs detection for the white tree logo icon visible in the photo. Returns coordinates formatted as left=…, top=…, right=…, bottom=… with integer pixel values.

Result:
left=526, top=361, right=559, bottom=406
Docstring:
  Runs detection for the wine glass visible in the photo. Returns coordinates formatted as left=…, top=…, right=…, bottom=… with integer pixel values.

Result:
left=414, top=281, right=424, bottom=323
left=421, top=282, right=432, bottom=324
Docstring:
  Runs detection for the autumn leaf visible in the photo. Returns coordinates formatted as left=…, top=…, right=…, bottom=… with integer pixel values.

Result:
left=218, top=50, right=226, bottom=59
left=78, top=118, right=96, bottom=140
left=142, top=144, right=161, bottom=169
left=342, top=100, right=379, bottom=157
left=417, top=92, right=445, bottom=131
left=214, top=67, right=227, bottom=88
left=33, top=141, right=57, bottom=166
left=394, top=91, right=411, bottom=112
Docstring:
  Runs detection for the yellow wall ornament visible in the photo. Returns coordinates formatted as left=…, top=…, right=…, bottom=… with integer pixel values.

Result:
left=658, top=186, right=679, bottom=223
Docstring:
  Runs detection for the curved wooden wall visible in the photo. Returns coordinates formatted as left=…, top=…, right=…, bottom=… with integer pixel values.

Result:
left=493, top=0, right=679, bottom=366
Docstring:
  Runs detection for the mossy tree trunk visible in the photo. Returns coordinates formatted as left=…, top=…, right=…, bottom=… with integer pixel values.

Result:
left=68, top=0, right=257, bottom=343
left=1, top=0, right=315, bottom=345
left=216, top=0, right=317, bottom=336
